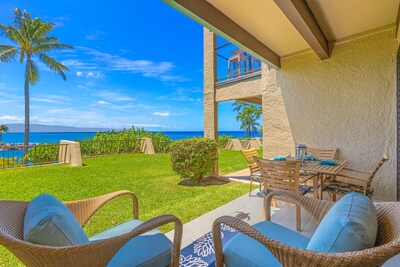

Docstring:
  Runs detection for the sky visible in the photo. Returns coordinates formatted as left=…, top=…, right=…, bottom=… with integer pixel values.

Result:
left=0, top=0, right=247, bottom=131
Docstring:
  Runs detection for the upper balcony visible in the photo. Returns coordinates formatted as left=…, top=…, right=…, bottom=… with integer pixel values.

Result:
left=216, top=40, right=262, bottom=87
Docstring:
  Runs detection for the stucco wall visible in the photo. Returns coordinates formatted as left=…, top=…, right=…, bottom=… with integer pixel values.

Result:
left=216, top=76, right=263, bottom=102
left=262, top=64, right=295, bottom=159
left=274, top=29, right=398, bottom=200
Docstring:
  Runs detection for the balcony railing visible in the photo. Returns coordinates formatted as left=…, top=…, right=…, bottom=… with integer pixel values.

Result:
left=0, top=143, right=68, bottom=169
left=216, top=67, right=262, bottom=84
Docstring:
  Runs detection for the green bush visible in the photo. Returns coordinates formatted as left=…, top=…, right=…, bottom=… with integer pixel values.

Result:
left=218, top=134, right=233, bottom=149
left=170, top=138, right=218, bottom=185
left=79, top=126, right=173, bottom=156
left=27, top=144, right=59, bottom=164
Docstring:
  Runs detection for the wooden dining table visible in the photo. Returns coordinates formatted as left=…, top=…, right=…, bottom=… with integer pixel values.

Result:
left=300, top=160, right=349, bottom=199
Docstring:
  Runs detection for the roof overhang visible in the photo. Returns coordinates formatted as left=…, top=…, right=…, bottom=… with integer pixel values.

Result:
left=164, top=0, right=400, bottom=69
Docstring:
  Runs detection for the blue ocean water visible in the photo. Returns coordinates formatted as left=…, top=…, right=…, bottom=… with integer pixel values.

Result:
left=0, top=131, right=261, bottom=144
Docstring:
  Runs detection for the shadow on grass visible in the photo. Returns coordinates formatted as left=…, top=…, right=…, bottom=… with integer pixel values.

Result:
left=178, top=176, right=231, bottom=187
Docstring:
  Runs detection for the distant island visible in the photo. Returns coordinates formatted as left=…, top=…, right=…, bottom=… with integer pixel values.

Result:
left=5, top=123, right=116, bottom=133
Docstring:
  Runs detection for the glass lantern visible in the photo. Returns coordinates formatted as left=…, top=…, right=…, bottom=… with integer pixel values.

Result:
left=295, top=144, right=307, bottom=160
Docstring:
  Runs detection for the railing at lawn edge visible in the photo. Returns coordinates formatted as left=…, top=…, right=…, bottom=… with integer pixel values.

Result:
left=0, top=143, right=68, bottom=169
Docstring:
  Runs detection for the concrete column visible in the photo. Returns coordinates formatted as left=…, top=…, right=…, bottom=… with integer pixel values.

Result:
left=59, top=140, right=82, bottom=167
left=140, top=138, right=155, bottom=154
left=261, top=64, right=294, bottom=158
left=203, top=28, right=218, bottom=175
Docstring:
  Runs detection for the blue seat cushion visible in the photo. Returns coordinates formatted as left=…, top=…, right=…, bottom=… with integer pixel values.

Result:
left=224, top=220, right=310, bottom=267
left=307, top=192, right=377, bottom=252
left=89, top=220, right=172, bottom=267
left=24, top=194, right=89, bottom=246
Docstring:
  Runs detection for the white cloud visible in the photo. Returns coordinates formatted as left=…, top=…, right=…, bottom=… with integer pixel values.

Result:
left=76, top=71, right=83, bottom=77
left=97, top=100, right=110, bottom=105
left=60, top=47, right=188, bottom=83
left=52, top=16, right=70, bottom=28
left=32, top=98, right=61, bottom=104
left=93, top=91, right=134, bottom=102
left=31, top=95, right=71, bottom=104
left=87, top=71, right=101, bottom=78
left=158, top=88, right=203, bottom=102
left=78, top=47, right=179, bottom=79
left=153, top=112, right=171, bottom=117
left=61, top=60, right=96, bottom=70
left=0, top=115, right=24, bottom=121
left=85, top=31, right=106, bottom=41
left=159, top=75, right=188, bottom=82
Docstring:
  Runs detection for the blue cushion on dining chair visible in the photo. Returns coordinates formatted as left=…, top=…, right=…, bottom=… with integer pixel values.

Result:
left=89, top=220, right=172, bottom=267
left=24, top=194, right=89, bottom=246
left=306, top=192, right=377, bottom=252
left=223, top=220, right=310, bottom=267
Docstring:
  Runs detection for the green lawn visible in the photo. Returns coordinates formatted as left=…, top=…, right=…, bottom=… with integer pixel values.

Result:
left=0, top=149, right=254, bottom=266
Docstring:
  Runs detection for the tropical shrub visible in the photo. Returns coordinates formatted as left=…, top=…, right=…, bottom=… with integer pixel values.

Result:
left=170, top=138, right=218, bottom=185
left=27, top=144, right=59, bottom=165
left=218, top=134, right=233, bottom=149
left=79, top=126, right=173, bottom=156
left=0, top=157, right=17, bottom=168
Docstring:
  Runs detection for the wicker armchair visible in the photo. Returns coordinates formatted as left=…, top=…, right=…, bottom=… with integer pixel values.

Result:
left=0, top=190, right=182, bottom=267
left=213, top=190, right=400, bottom=267
left=241, top=148, right=262, bottom=195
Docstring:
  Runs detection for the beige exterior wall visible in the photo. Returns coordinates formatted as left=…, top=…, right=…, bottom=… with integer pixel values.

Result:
left=262, top=64, right=294, bottom=159
left=275, top=29, right=397, bottom=200
left=203, top=29, right=218, bottom=141
left=203, top=28, right=219, bottom=175
left=203, top=27, right=397, bottom=199
left=216, top=77, right=263, bottom=102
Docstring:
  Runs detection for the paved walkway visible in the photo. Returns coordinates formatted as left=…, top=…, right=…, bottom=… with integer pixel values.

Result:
left=165, top=168, right=400, bottom=266
left=165, top=169, right=317, bottom=247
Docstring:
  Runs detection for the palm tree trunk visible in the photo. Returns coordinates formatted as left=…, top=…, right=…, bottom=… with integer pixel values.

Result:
left=24, top=54, right=31, bottom=152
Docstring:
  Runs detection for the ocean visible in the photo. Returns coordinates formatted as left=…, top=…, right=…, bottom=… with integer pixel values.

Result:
left=0, top=131, right=261, bottom=144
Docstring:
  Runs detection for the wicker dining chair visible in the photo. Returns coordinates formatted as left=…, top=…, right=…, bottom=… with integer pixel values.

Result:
left=254, top=157, right=312, bottom=231
left=323, top=154, right=389, bottom=200
left=241, top=148, right=262, bottom=196
left=213, top=190, right=400, bottom=267
left=0, top=190, right=182, bottom=267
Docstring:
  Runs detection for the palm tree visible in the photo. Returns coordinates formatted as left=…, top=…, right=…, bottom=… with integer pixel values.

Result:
left=0, top=125, right=9, bottom=142
left=0, top=125, right=9, bottom=133
left=233, top=101, right=262, bottom=137
left=0, top=9, right=72, bottom=147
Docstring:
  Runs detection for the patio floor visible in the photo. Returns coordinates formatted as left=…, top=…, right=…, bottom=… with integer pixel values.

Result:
left=166, top=168, right=400, bottom=266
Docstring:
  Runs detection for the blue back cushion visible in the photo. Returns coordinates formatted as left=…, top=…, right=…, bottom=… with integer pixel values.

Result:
left=24, top=194, right=89, bottom=246
left=307, top=193, right=377, bottom=252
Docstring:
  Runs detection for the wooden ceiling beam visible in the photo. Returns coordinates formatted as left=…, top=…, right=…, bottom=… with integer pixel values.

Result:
left=396, top=1, right=400, bottom=41
left=274, top=0, right=330, bottom=60
left=239, top=97, right=262, bottom=105
left=163, top=0, right=281, bottom=68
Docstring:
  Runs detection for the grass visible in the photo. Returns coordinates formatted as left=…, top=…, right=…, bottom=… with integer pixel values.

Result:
left=0, top=149, right=255, bottom=266
left=218, top=148, right=262, bottom=174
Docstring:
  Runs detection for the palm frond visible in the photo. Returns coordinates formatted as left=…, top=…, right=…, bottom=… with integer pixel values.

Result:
left=38, top=53, right=68, bottom=80
left=26, top=59, right=40, bottom=84
left=0, top=45, right=18, bottom=63
left=32, top=43, right=73, bottom=53
left=12, top=8, right=25, bottom=32
left=0, top=25, right=26, bottom=46
left=31, top=21, right=54, bottom=40
left=35, top=37, right=59, bottom=45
